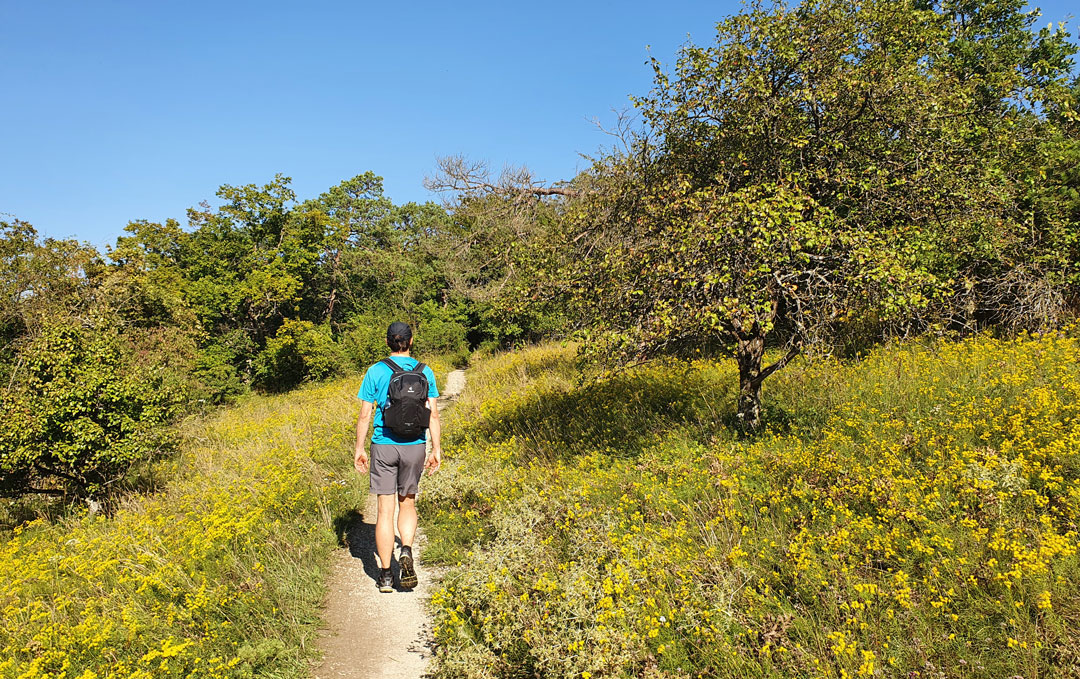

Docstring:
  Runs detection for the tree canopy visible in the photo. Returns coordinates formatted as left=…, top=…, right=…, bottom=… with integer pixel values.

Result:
left=0, top=173, right=509, bottom=498
left=548, top=0, right=1078, bottom=431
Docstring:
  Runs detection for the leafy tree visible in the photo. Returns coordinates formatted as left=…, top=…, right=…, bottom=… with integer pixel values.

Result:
left=104, top=218, right=196, bottom=330
left=426, top=157, right=576, bottom=346
left=97, top=173, right=464, bottom=394
left=301, top=173, right=452, bottom=326
left=182, top=174, right=309, bottom=345
left=988, top=72, right=1080, bottom=329
left=0, top=322, right=185, bottom=497
left=300, top=172, right=398, bottom=325
left=558, top=0, right=1076, bottom=431
left=0, top=221, right=103, bottom=352
left=917, top=0, right=1080, bottom=330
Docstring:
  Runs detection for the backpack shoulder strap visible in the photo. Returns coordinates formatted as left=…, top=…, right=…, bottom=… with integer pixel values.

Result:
left=381, top=358, right=404, bottom=374
left=413, top=362, right=427, bottom=375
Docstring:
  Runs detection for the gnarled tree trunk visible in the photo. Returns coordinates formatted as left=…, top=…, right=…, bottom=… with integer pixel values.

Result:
left=736, top=333, right=766, bottom=433
left=735, top=329, right=801, bottom=434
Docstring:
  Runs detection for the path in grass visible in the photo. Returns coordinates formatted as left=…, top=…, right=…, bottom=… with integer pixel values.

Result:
left=314, top=368, right=466, bottom=679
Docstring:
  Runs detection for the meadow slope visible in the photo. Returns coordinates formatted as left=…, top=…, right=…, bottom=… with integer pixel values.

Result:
left=0, top=353, right=453, bottom=679
left=0, top=377, right=353, bottom=677
left=422, top=333, right=1080, bottom=678
left=0, top=378, right=363, bottom=677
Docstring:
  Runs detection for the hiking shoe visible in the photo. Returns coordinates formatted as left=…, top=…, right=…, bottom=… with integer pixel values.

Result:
left=398, top=548, right=418, bottom=589
left=377, top=569, right=394, bottom=593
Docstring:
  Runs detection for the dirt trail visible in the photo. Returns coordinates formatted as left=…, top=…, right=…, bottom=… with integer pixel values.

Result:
left=314, top=369, right=466, bottom=679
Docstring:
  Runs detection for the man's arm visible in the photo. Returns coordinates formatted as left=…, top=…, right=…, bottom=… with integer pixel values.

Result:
left=426, top=397, right=441, bottom=474
left=355, top=400, right=374, bottom=473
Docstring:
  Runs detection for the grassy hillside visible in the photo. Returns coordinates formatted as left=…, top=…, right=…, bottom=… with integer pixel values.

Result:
left=422, top=332, right=1080, bottom=678
left=0, top=378, right=370, bottom=678
left=0, top=353, right=453, bottom=679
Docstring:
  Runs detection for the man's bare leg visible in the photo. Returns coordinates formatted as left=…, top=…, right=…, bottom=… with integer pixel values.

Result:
left=375, top=493, right=398, bottom=570
left=397, top=494, right=419, bottom=588
left=397, top=494, right=417, bottom=547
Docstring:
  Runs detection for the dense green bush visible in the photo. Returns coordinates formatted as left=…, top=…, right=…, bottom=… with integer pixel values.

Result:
left=0, top=323, right=186, bottom=497
left=253, top=319, right=346, bottom=391
left=414, top=300, right=470, bottom=363
left=339, top=315, right=396, bottom=372
left=193, top=338, right=249, bottom=403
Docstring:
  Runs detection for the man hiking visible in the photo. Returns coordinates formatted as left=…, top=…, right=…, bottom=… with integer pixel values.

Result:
left=354, top=321, right=442, bottom=592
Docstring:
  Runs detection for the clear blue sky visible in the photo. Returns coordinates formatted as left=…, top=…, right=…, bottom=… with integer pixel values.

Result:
left=1, top=1, right=1076, bottom=249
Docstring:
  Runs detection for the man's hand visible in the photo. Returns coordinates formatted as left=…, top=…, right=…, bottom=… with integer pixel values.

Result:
left=426, top=397, right=442, bottom=475
left=426, top=448, right=441, bottom=475
left=355, top=400, right=373, bottom=474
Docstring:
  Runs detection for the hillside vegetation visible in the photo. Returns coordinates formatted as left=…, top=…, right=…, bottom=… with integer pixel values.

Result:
left=0, top=172, right=505, bottom=499
left=423, top=332, right=1080, bottom=678
left=4, top=0, right=1077, bottom=505
left=0, top=372, right=390, bottom=678
left=0, top=1, right=1077, bottom=677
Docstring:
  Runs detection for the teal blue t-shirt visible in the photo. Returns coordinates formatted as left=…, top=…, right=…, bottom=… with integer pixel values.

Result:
left=358, top=356, right=439, bottom=445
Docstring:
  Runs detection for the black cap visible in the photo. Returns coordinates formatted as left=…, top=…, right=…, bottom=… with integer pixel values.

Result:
left=387, top=321, right=412, bottom=340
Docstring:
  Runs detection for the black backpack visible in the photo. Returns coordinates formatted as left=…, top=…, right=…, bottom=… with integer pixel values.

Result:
left=380, top=358, right=431, bottom=439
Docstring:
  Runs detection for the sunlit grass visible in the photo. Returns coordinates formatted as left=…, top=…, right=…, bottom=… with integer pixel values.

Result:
left=0, top=351, right=454, bottom=678
left=0, top=376, right=370, bottom=678
left=423, top=331, right=1080, bottom=678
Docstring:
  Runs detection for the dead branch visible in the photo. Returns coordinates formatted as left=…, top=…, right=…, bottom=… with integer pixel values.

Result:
left=425, top=155, right=580, bottom=199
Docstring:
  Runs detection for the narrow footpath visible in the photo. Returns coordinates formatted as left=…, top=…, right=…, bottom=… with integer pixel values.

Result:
left=314, top=369, right=466, bottom=679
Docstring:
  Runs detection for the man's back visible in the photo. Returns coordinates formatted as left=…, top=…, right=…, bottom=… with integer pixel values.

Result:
left=358, top=356, right=439, bottom=445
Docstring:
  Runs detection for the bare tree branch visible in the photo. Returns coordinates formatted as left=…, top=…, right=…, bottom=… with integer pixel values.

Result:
left=425, top=155, right=580, bottom=199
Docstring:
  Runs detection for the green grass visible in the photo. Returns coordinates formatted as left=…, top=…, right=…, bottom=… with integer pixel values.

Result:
left=0, top=376, right=370, bottom=678
left=422, top=333, right=1080, bottom=678
left=0, top=349, right=460, bottom=677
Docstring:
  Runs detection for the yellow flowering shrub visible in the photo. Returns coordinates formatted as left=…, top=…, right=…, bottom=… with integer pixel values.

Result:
left=424, top=332, right=1080, bottom=678
left=0, top=377, right=368, bottom=678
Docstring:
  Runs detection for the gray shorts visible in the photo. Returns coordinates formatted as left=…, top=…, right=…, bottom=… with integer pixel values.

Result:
left=369, top=443, right=427, bottom=496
